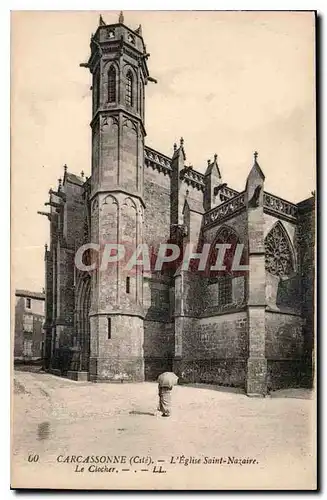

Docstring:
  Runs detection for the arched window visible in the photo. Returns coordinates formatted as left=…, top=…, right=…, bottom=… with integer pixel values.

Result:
left=206, top=225, right=246, bottom=309
left=125, top=70, right=133, bottom=107
left=108, top=66, right=116, bottom=103
left=265, top=222, right=294, bottom=277
left=93, top=71, right=100, bottom=112
left=139, top=82, right=144, bottom=115
left=207, top=225, right=243, bottom=278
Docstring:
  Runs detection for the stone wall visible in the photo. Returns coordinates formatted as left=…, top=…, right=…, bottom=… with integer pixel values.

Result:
left=265, top=311, right=304, bottom=389
left=176, top=271, right=204, bottom=317
left=143, top=169, right=171, bottom=249
left=143, top=277, right=170, bottom=321
left=175, top=312, right=248, bottom=387
left=203, top=211, right=247, bottom=243
left=142, top=167, right=174, bottom=379
left=297, top=197, right=315, bottom=386
left=89, top=315, right=144, bottom=381
left=56, top=247, right=75, bottom=338
left=201, top=275, right=246, bottom=316
left=143, top=320, right=174, bottom=380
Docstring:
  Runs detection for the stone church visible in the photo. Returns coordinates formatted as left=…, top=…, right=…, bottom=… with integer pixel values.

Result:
left=41, top=13, right=315, bottom=395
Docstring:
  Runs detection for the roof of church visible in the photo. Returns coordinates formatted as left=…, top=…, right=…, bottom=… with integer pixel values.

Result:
left=64, top=172, right=85, bottom=187
left=172, top=137, right=186, bottom=162
left=16, top=289, right=45, bottom=300
left=183, top=197, right=204, bottom=215
left=205, top=154, right=222, bottom=178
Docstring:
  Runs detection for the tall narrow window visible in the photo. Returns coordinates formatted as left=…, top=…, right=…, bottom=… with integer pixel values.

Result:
left=218, top=275, right=232, bottom=306
left=125, top=70, right=133, bottom=107
left=139, top=83, right=144, bottom=116
left=107, top=317, right=111, bottom=339
left=126, top=277, right=130, bottom=294
left=93, top=71, right=100, bottom=112
left=26, top=298, right=31, bottom=309
left=108, top=66, right=116, bottom=103
left=23, top=339, right=33, bottom=357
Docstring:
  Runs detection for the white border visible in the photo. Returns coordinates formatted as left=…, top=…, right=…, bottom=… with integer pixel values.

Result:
left=2, top=1, right=323, bottom=498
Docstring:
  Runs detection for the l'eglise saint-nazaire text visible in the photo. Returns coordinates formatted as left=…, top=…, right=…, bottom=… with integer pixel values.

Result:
left=57, top=455, right=128, bottom=464
left=170, top=456, right=258, bottom=466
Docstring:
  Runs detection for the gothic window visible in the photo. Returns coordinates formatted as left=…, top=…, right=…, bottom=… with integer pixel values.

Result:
left=107, top=317, right=112, bottom=339
left=265, top=222, right=294, bottom=277
left=208, top=225, right=243, bottom=277
left=83, top=220, right=89, bottom=242
left=108, top=66, right=116, bottom=103
left=139, top=82, right=144, bottom=115
left=218, top=275, right=233, bottom=306
left=125, top=70, right=133, bottom=107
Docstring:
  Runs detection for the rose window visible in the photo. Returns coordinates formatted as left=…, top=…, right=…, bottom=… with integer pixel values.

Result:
left=265, top=222, right=294, bottom=277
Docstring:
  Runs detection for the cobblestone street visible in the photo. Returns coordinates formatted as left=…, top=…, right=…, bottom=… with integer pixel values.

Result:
left=12, top=370, right=316, bottom=490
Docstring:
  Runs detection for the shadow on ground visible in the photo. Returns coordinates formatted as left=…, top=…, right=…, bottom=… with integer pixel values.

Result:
left=180, top=383, right=246, bottom=395
left=268, top=388, right=313, bottom=400
left=129, top=410, right=156, bottom=417
left=14, top=364, right=44, bottom=373
left=37, top=422, right=51, bottom=440
left=180, top=383, right=313, bottom=400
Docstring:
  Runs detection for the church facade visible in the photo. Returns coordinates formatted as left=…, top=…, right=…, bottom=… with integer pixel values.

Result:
left=41, top=14, right=315, bottom=395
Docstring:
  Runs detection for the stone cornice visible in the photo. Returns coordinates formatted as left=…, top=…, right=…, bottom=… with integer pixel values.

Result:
left=90, top=108, right=146, bottom=137
left=88, top=188, right=146, bottom=209
left=144, top=146, right=172, bottom=176
left=263, top=192, right=298, bottom=222
left=203, top=189, right=301, bottom=230
left=203, top=192, right=246, bottom=229
left=179, top=167, right=205, bottom=191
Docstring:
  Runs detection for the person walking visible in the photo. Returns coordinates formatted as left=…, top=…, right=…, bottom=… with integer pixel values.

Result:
left=157, top=372, right=178, bottom=417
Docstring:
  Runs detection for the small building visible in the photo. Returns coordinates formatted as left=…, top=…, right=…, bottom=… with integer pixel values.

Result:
left=14, top=290, right=45, bottom=362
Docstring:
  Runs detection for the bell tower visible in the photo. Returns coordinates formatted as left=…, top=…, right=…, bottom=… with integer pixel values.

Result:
left=81, top=13, right=151, bottom=381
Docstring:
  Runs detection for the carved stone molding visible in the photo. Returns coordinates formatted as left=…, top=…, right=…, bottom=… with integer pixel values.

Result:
left=264, top=192, right=297, bottom=221
left=204, top=192, right=245, bottom=228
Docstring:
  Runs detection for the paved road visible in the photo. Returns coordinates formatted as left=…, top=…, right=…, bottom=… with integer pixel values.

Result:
left=11, top=370, right=316, bottom=490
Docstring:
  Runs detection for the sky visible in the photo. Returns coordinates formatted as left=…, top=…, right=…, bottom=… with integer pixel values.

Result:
left=11, top=10, right=316, bottom=292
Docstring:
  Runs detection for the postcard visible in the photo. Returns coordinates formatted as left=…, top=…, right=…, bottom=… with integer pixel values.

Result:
left=11, top=10, right=316, bottom=490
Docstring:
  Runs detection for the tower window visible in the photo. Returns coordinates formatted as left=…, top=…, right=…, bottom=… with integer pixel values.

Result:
left=107, top=317, right=111, bottom=339
left=93, top=71, right=100, bottom=112
left=218, top=275, right=232, bottom=306
left=139, top=83, right=144, bottom=115
left=108, top=66, right=116, bottom=103
left=26, top=298, right=31, bottom=309
left=126, top=277, right=130, bottom=294
left=125, top=71, right=133, bottom=107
